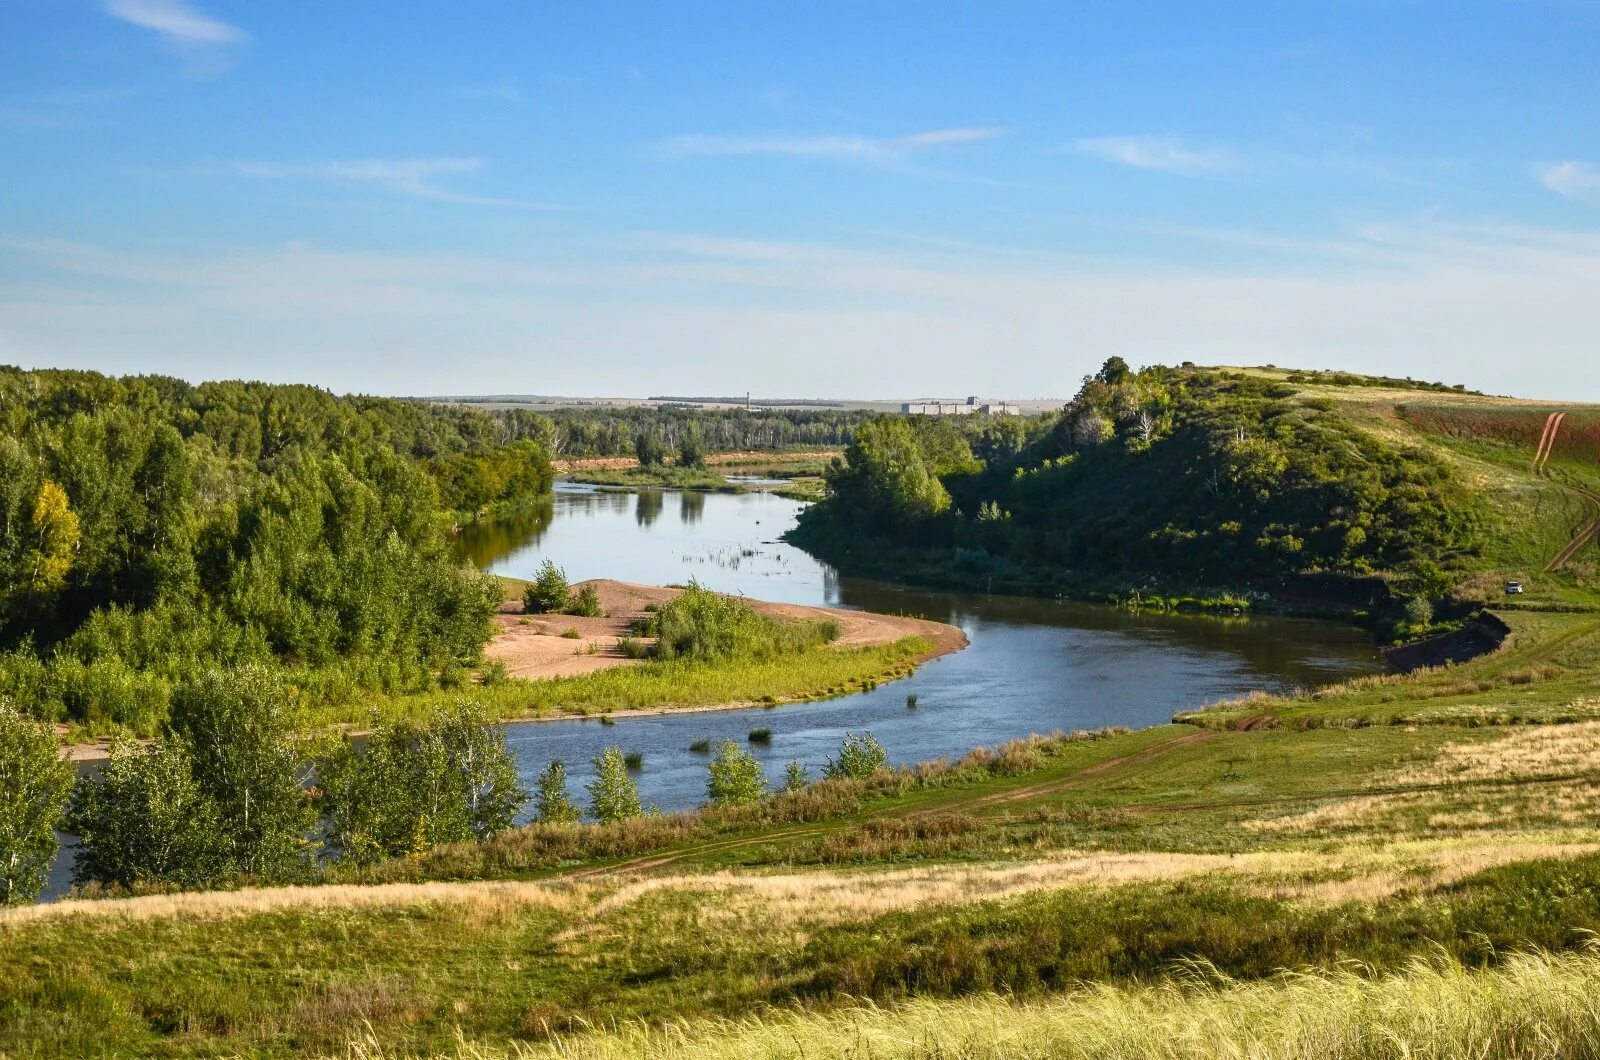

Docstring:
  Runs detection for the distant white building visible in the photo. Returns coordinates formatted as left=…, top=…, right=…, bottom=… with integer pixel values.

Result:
left=901, top=396, right=1019, bottom=416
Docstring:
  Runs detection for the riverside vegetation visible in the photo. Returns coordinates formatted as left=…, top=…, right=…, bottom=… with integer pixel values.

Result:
left=4, top=364, right=1600, bottom=1057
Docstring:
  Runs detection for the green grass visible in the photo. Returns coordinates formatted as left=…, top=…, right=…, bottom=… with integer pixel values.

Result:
left=390, top=950, right=1600, bottom=1059
left=1179, top=610, right=1600, bottom=730
left=566, top=466, right=742, bottom=492
left=308, top=638, right=930, bottom=728
left=10, top=853, right=1600, bottom=1056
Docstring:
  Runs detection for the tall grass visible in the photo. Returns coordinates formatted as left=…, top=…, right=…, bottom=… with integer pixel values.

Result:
left=351, top=950, right=1600, bottom=1060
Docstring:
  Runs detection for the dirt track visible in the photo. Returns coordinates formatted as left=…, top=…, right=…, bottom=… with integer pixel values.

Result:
left=1532, top=411, right=1600, bottom=572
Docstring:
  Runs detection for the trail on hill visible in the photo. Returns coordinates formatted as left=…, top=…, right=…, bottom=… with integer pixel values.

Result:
left=1532, top=412, right=1600, bottom=572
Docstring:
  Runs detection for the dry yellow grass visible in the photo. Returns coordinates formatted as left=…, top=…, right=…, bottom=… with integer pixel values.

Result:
left=0, top=879, right=587, bottom=927
left=344, top=949, right=1600, bottom=1060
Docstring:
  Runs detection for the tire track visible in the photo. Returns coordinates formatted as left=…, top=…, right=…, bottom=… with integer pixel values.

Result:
left=558, top=730, right=1215, bottom=881
left=1532, top=411, right=1600, bottom=572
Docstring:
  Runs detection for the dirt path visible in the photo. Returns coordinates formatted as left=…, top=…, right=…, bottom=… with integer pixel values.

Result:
left=558, top=729, right=1214, bottom=882
left=485, top=579, right=965, bottom=681
left=1530, top=412, right=1600, bottom=572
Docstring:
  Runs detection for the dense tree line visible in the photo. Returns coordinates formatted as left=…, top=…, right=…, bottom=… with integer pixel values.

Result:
left=796, top=362, right=1476, bottom=595
left=484, top=404, right=881, bottom=457
left=0, top=366, right=554, bottom=733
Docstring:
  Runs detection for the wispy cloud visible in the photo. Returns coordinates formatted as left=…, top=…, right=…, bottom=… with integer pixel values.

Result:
left=104, top=0, right=245, bottom=45
left=229, top=157, right=555, bottom=208
left=660, top=126, right=1005, bottom=164
left=1072, top=135, right=1236, bottom=175
left=1538, top=161, right=1600, bottom=202
left=0, top=88, right=126, bottom=129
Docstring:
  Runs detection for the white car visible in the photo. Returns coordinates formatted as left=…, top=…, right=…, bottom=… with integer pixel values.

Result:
left=1505, top=581, right=1525, bottom=595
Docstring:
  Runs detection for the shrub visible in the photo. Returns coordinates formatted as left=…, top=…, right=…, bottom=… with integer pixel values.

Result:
left=317, top=700, right=525, bottom=863
left=0, top=702, right=74, bottom=904
left=623, top=751, right=644, bottom=769
left=646, top=581, right=837, bottom=662
left=688, top=739, right=711, bottom=753
left=560, top=628, right=582, bottom=640
left=588, top=746, right=643, bottom=822
left=824, top=731, right=888, bottom=780
left=533, top=760, right=580, bottom=824
left=567, top=583, right=603, bottom=617
left=747, top=727, right=773, bottom=743
left=783, top=759, right=810, bottom=793
left=67, top=737, right=229, bottom=889
left=706, top=740, right=767, bottom=806
left=523, top=560, right=572, bottom=615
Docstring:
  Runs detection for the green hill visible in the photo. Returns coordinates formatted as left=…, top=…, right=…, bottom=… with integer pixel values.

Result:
left=791, top=362, right=1600, bottom=621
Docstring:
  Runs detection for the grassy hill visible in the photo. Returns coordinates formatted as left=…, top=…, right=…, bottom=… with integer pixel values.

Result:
left=792, top=363, right=1600, bottom=620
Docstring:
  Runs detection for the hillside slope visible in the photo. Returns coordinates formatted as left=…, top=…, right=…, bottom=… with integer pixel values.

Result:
left=792, top=362, right=1600, bottom=619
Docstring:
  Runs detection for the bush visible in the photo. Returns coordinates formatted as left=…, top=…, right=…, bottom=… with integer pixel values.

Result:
left=706, top=740, right=767, bottom=806
left=318, top=700, right=525, bottom=863
left=67, top=737, right=229, bottom=889
left=568, top=583, right=603, bottom=617
left=824, top=732, right=888, bottom=780
left=523, top=560, right=572, bottom=615
left=747, top=727, right=773, bottom=743
left=646, top=581, right=837, bottom=663
left=588, top=745, right=642, bottom=822
left=0, top=702, right=74, bottom=904
left=784, top=760, right=809, bottom=793
left=533, top=760, right=580, bottom=824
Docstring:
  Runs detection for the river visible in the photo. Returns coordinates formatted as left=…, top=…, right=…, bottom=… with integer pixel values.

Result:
left=458, top=484, right=1383, bottom=817
left=43, top=482, right=1381, bottom=900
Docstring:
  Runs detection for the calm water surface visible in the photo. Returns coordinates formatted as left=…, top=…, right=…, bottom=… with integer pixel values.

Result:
left=459, top=484, right=1383, bottom=815
left=44, top=484, right=1381, bottom=899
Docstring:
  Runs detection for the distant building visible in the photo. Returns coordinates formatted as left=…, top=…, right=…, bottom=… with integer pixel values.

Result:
left=901, top=396, right=1019, bottom=416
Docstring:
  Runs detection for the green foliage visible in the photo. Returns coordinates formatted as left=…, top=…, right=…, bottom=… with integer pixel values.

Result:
left=523, top=560, right=572, bottom=615
left=588, top=745, right=643, bottom=822
left=166, top=667, right=316, bottom=881
left=568, top=583, right=603, bottom=618
left=67, top=667, right=316, bottom=890
left=318, top=701, right=525, bottom=863
left=534, top=760, right=581, bottom=824
left=0, top=702, right=73, bottom=904
left=0, top=366, right=532, bottom=733
left=823, top=417, right=956, bottom=531
left=824, top=731, right=888, bottom=780
left=678, top=425, right=706, bottom=469
left=783, top=759, right=809, bottom=793
left=425, top=439, right=552, bottom=515
left=66, top=737, right=229, bottom=890
left=706, top=741, right=767, bottom=807
left=634, top=432, right=667, bottom=468
left=645, top=582, right=838, bottom=663
left=798, top=363, right=1477, bottom=588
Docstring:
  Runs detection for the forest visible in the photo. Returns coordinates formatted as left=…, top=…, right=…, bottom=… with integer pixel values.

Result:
left=793, top=361, right=1478, bottom=606
left=0, top=366, right=554, bottom=735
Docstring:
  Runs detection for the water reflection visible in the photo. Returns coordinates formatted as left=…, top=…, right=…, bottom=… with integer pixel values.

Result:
left=635, top=490, right=665, bottom=528
left=679, top=491, right=705, bottom=525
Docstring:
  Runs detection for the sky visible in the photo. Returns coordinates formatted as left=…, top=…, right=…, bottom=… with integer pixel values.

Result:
left=2, top=1, right=1599, bottom=400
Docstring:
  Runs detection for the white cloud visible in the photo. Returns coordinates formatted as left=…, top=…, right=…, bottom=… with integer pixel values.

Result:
left=661, top=126, right=1005, bottom=163
left=229, top=157, right=555, bottom=208
left=5, top=219, right=1600, bottom=400
left=1538, top=161, right=1600, bottom=202
left=104, top=0, right=245, bottom=45
left=1072, top=135, right=1236, bottom=174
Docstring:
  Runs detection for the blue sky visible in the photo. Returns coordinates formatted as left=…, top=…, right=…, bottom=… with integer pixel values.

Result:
left=3, top=1, right=1599, bottom=399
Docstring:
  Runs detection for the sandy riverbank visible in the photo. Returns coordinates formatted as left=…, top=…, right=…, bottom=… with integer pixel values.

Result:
left=485, top=579, right=964, bottom=679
